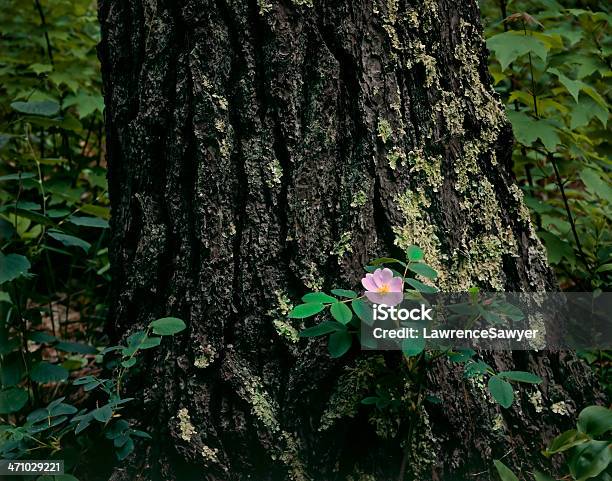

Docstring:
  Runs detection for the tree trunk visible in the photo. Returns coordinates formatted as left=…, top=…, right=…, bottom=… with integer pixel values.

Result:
left=98, top=0, right=600, bottom=480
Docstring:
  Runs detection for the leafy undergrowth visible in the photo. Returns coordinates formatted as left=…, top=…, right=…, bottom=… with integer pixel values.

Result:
left=480, top=0, right=611, bottom=291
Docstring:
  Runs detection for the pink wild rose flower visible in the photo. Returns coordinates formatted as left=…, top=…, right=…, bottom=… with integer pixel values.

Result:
left=361, top=267, right=403, bottom=306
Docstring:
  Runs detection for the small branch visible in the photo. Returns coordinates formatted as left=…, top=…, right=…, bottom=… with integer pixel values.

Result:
left=549, top=154, right=592, bottom=274
left=34, top=0, right=54, bottom=65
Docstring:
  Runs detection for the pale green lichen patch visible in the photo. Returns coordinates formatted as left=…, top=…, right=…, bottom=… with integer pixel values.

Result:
left=303, top=262, right=324, bottom=291
left=278, top=431, right=309, bottom=481
left=350, top=190, right=367, bottom=208
left=492, top=413, right=505, bottom=432
left=319, top=356, right=386, bottom=431
left=529, top=389, right=544, bottom=413
left=202, top=445, right=220, bottom=464
left=258, top=0, right=273, bottom=15
left=377, top=118, right=393, bottom=144
left=379, top=0, right=401, bottom=54
left=273, top=320, right=299, bottom=343
left=194, top=344, right=217, bottom=369
left=527, top=312, right=546, bottom=349
left=403, top=407, right=439, bottom=479
left=551, top=401, right=570, bottom=416
left=331, top=231, right=353, bottom=263
left=267, top=158, right=283, bottom=187
left=419, top=53, right=438, bottom=88
left=245, top=374, right=281, bottom=432
left=407, top=148, right=442, bottom=192
left=387, top=146, right=406, bottom=170
left=450, top=232, right=514, bottom=291
left=177, top=408, right=196, bottom=442
left=393, top=190, right=447, bottom=286
left=230, top=361, right=308, bottom=479
left=346, top=473, right=377, bottom=481
left=434, top=91, right=465, bottom=136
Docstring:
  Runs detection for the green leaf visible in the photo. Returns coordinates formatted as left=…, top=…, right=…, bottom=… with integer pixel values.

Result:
left=568, top=440, right=611, bottom=481
left=407, top=263, right=438, bottom=280
left=533, top=471, right=556, bottom=481
left=30, top=362, right=69, bottom=383
left=121, top=358, right=136, bottom=368
left=55, top=341, right=97, bottom=354
left=486, top=32, right=549, bottom=70
left=93, top=404, right=113, bottom=423
left=577, top=405, right=612, bottom=437
left=493, top=459, right=519, bottom=481
left=330, top=289, right=357, bottom=298
left=149, top=317, right=187, bottom=335
left=29, top=63, right=53, bottom=74
left=63, top=92, right=104, bottom=118
left=328, top=331, right=352, bottom=358
left=330, top=302, right=352, bottom=324
left=506, top=110, right=561, bottom=152
left=352, top=298, right=374, bottom=326
left=0, top=387, right=28, bottom=414
left=488, top=376, right=514, bottom=408
left=0, top=173, right=36, bottom=181
left=116, top=437, right=134, bottom=460
left=405, top=278, right=438, bottom=293
left=0, top=253, right=30, bottom=284
left=548, top=68, right=587, bottom=103
left=299, top=321, right=345, bottom=337
left=288, top=303, right=325, bottom=319
left=67, top=216, right=110, bottom=228
left=402, top=336, right=425, bottom=357
left=581, top=169, right=612, bottom=204
left=47, top=229, right=91, bottom=252
left=464, top=360, right=491, bottom=378
left=10, top=100, right=60, bottom=117
left=27, top=331, right=56, bottom=344
left=406, top=245, right=424, bottom=262
left=361, top=396, right=379, bottom=405
left=124, top=331, right=161, bottom=352
left=570, top=97, right=608, bottom=130
left=139, top=336, right=162, bottom=350
left=497, top=371, right=542, bottom=384
left=369, top=257, right=405, bottom=266
left=539, top=232, right=575, bottom=265
left=545, top=429, right=589, bottom=456
left=301, top=292, right=336, bottom=304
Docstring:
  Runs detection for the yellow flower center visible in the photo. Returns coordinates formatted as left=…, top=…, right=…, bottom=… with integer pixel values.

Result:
left=377, top=283, right=390, bottom=294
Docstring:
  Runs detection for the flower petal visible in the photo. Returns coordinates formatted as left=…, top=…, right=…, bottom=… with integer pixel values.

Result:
left=370, top=269, right=384, bottom=288
left=379, top=268, right=394, bottom=284
left=365, top=291, right=386, bottom=305
left=361, top=274, right=378, bottom=292
left=388, top=276, right=404, bottom=293
left=380, top=292, right=404, bottom=307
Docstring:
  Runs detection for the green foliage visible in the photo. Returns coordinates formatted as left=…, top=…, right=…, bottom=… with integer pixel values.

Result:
left=149, top=317, right=187, bottom=336
left=488, top=375, right=515, bottom=408
left=494, top=459, right=520, bottom=481
left=480, top=0, right=611, bottom=290
left=0, top=317, right=185, bottom=471
left=497, top=405, right=612, bottom=481
left=0, top=1, right=134, bottom=478
left=290, top=248, right=542, bottom=412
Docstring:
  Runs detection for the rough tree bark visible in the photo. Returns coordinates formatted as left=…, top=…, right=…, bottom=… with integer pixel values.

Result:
left=98, top=0, right=600, bottom=480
